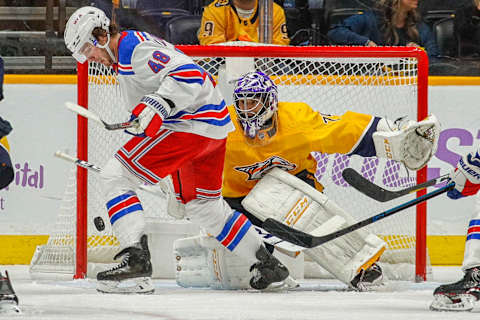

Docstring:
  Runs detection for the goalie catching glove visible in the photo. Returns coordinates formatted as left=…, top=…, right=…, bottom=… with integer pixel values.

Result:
left=446, top=149, right=480, bottom=199
left=373, top=114, right=440, bottom=171
left=126, top=93, right=172, bottom=137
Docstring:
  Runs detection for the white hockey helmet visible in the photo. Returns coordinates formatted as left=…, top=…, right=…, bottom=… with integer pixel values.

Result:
left=233, top=71, right=279, bottom=145
left=64, top=6, right=111, bottom=63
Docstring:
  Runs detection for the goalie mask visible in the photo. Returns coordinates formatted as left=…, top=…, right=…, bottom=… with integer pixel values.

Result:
left=64, top=6, right=115, bottom=63
left=233, top=71, right=279, bottom=146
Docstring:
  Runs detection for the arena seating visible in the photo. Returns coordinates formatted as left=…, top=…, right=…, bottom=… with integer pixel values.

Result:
left=165, top=15, right=202, bottom=45
left=137, top=8, right=192, bottom=39
left=433, top=16, right=458, bottom=58
left=323, top=0, right=373, bottom=29
left=423, top=10, right=455, bottom=28
left=1, top=0, right=479, bottom=75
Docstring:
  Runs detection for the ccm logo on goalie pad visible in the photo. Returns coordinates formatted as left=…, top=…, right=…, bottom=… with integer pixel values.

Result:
left=285, top=196, right=310, bottom=226
left=382, top=138, right=393, bottom=160
left=235, top=156, right=296, bottom=181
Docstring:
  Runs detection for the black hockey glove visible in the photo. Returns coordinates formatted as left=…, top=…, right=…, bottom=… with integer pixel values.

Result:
left=0, top=116, right=12, bottom=139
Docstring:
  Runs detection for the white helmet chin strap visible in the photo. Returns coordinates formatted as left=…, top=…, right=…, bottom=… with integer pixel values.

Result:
left=96, top=33, right=117, bottom=63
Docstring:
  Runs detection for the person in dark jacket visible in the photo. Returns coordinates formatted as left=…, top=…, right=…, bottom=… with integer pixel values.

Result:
left=455, top=0, right=480, bottom=57
left=327, top=0, right=439, bottom=59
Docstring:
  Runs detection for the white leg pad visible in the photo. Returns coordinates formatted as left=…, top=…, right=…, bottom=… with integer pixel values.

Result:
left=242, top=168, right=386, bottom=285
left=174, top=234, right=300, bottom=290
left=174, top=234, right=251, bottom=289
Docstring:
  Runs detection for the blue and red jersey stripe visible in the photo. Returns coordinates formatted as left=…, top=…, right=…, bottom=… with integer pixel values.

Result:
left=467, top=219, right=480, bottom=241
left=216, top=211, right=252, bottom=251
left=106, top=191, right=143, bottom=224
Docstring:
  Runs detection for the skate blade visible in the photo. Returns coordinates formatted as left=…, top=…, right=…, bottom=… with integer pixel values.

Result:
left=97, top=277, right=154, bottom=294
left=0, top=300, right=20, bottom=314
left=352, top=280, right=385, bottom=292
left=261, top=276, right=298, bottom=292
left=430, top=294, right=475, bottom=312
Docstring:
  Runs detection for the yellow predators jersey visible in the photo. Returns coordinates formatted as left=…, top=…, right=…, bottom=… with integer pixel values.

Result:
left=223, top=102, right=379, bottom=198
left=0, top=137, right=9, bottom=152
left=198, top=0, right=290, bottom=45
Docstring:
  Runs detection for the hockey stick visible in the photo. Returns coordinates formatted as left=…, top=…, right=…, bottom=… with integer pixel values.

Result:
left=54, top=151, right=305, bottom=255
left=54, top=151, right=169, bottom=197
left=55, top=151, right=102, bottom=173
left=262, top=182, right=455, bottom=248
left=65, top=102, right=138, bottom=131
left=342, top=167, right=450, bottom=202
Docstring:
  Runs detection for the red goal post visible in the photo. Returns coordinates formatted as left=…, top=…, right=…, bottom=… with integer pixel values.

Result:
left=72, top=45, right=428, bottom=281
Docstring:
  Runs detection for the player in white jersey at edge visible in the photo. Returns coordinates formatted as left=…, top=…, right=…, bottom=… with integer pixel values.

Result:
left=63, top=6, right=289, bottom=294
left=430, top=148, right=480, bottom=312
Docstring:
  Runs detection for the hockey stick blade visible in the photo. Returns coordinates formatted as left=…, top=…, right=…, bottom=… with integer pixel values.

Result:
left=65, top=102, right=138, bottom=130
left=342, top=168, right=450, bottom=202
left=262, top=183, right=455, bottom=248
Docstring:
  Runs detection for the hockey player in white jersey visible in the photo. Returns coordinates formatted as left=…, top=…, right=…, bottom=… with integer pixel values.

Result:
left=430, top=148, right=480, bottom=312
left=64, top=6, right=288, bottom=293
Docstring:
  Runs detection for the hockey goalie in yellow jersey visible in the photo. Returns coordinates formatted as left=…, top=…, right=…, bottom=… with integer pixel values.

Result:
left=174, top=71, right=440, bottom=291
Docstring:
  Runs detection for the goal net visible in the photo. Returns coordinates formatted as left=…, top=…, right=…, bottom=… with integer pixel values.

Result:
left=30, top=45, right=430, bottom=281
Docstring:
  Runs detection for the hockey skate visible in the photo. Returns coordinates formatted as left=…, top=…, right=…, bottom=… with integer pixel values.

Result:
left=0, top=271, right=20, bottom=314
left=350, top=263, right=384, bottom=292
left=97, top=235, right=154, bottom=294
left=430, top=266, right=480, bottom=312
left=249, top=246, right=289, bottom=290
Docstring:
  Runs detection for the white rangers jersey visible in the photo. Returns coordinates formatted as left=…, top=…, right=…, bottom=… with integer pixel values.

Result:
left=116, top=30, right=234, bottom=139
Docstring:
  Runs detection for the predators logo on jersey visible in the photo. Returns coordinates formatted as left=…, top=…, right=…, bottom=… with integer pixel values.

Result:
left=234, top=156, right=296, bottom=181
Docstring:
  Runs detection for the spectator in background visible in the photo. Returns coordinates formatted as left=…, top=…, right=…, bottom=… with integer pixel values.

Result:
left=327, top=0, right=439, bottom=59
left=198, top=0, right=290, bottom=45
left=455, top=0, right=480, bottom=57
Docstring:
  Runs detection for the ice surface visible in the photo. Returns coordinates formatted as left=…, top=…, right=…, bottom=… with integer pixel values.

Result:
left=2, top=265, right=478, bottom=320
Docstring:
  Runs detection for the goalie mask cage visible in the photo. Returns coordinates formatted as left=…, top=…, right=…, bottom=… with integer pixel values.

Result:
left=30, top=45, right=430, bottom=282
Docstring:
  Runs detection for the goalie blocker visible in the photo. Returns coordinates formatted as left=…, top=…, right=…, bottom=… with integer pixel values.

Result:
left=174, top=168, right=385, bottom=289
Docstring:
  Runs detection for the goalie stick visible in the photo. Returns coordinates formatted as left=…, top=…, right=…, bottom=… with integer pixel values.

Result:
left=54, top=151, right=305, bottom=256
left=65, top=102, right=138, bottom=131
left=342, top=167, right=450, bottom=202
left=262, top=182, right=455, bottom=248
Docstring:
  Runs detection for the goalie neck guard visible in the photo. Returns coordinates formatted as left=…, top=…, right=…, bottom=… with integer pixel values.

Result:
left=233, top=71, right=279, bottom=146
